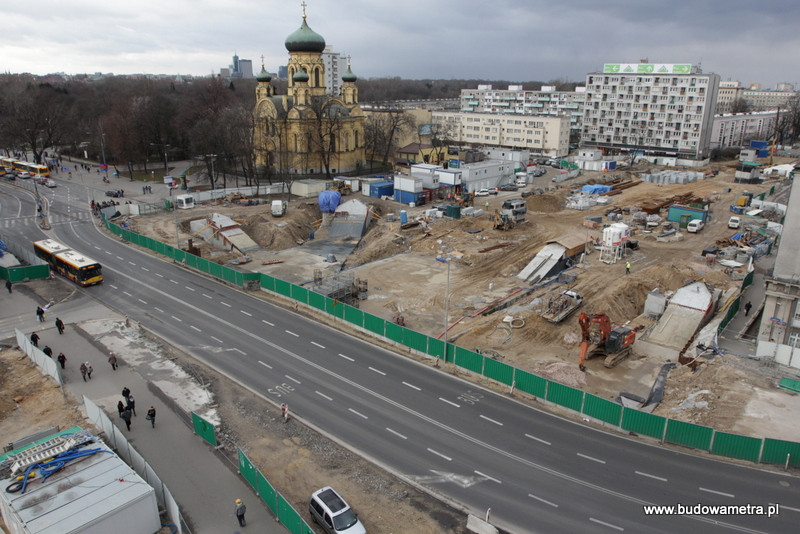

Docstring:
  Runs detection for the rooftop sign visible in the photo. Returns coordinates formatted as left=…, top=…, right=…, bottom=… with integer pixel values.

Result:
left=603, top=63, right=692, bottom=75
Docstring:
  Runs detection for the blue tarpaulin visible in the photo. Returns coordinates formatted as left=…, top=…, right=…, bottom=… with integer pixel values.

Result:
left=318, top=190, right=341, bottom=213
left=581, top=184, right=612, bottom=194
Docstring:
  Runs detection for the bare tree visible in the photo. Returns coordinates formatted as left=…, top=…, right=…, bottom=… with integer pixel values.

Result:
left=428, top=120, right=456, bottom=165
left=365, top=109, right=416, bottom=166
left=730, top=98, right=751, bottom=114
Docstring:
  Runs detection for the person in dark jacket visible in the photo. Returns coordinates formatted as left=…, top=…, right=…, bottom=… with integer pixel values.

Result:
left=36, top=306, right=45, bottom=322
left=42, top=345, right=53, bottom=358
left=57, top=352, right=67, bottom=369
left=117, top=400, right=125, bottom=416
left=235, top=499, right=246, bottom=526
left=30, top=332, right=39, bottom=348
left=55, top=317, right=65, bottom=335
left=79, top=362, right=88, bottom=381
left=122, top=386, right=130, bottom=402
left=120, top=407, right=132, bottom=431
left=126, top=394, right=136, bottom=416
left=146, top=406, right=156, bottom=428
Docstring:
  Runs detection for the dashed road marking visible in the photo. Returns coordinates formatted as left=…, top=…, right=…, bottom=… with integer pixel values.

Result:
left=203, top=293, right=212, bottom=299
left=128, top=261, right=136, bottom=266
left=185, top=286, right=195, bottom=292
left=141, top=267, right=149, bottom=272
left=529, top=494, right=558, bottom=508
left=427, top=448, right=452, bottom=461
left=241, top=310, right=252, bottom=317
left=479, top=414, right=503, bottom=426
left=257, top=360, right=272, bottom=369
left=439, top=397, right=460, bottom=408
left=699, top=487, right=734, bottom=498
left=285, top=375, right=301, bottom=384
left=262, top=319, right=274, bottom=326
left=577, top=453, right=605, bottom=464
left=402, top=382, right=420, bottom=391
left=190, top=325, right=201, bottom=332
left=155, top=273, right=164, bottom=277
left=338, top=353, right=354, bottom=362
left=170, top=315, right=182, bottom=322
left=589, top=518, right=623, bottom=531
left=311, top=341, right=325, bottom=349
left=154, top=307, right=164, bottom=313
left=220, top=301, right=231, bottom=307
left=386, top=428, right=407, bottom=440
left=231, top=348, right=245, bottom=355
left=170, top=279, right=178, bottom=284
left=316, top=391, right=333, bottom=401
left=524, top=434, right=551, bottom=446
left=116, top=255, right=123, bottom=260
left=211, top=336, right=223, bottom=343
left=123, top=291, right=132, bottom=297
left=635, top=471, right=667, bottom=482
left=474, top=470, right=501, bottom=484
left=109, top=284, right=118, bottom=290
left=138, top=299, right=147, bottom=304
left=349, top=408, right=368, bottom=419
left=286, top=330, right=299, bottom=337
left=369, top=367, right=386, bottom=376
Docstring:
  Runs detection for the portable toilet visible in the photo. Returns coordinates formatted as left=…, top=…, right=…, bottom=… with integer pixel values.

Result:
left=175, top=194, right=195, bottom=209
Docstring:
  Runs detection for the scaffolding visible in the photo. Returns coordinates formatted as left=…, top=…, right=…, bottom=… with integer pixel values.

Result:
left=311, top=270, right=367, bottom=307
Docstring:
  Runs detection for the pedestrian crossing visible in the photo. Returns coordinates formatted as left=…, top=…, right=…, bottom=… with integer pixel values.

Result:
left=0, top=212, right=93, bottom=228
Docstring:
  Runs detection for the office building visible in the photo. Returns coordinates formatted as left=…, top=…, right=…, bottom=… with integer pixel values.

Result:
left=710, top=110, right=778, bottom=149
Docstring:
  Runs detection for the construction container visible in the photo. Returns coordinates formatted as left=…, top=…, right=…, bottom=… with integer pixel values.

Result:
left=750, top=140, right=768, bottom=149
left=445, top=205, right=462, bottom=219
left=394, top=189, right=422, bottom=205
left=394, top=175, right=423, bottom=193
left=368, top=181, right=394, bottom=198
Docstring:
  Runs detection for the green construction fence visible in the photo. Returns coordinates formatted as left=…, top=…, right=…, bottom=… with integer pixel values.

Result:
left=104, top=219, right=800, bottom=469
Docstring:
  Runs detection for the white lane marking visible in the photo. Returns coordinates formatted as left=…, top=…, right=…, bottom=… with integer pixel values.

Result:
left=439, top=397, right=460, bottom=408
left=170, top=279, right=179, bottom=284
left=258, top=361, right=272, bottom=369
left=232, top=348, right=245, bottom=355
left=154, top=307, right=164, bottom=313
left=474, top=470, right=501, bottom=484
left=338, top=353, right=354, bottom=362
left=427, top=448, right=452, bottom=461
left=577, top=453, right=606, bottom=464
left=138, top=299, right=147, bottom=304
left=529, top=493, right=559, bottom=508
left=311, top=341, right=325, bottom=349
left=369, top=366, right=386, bottom=376
left=141, top=267, right=149, bottom=272
left=116, top=255, right=123, bottom=260
left=699, top=487, right=734, bottom=498
left=211, top=336, right=223, bottom=344
left=203, top=293, right=212, bottom=299
left=105, top=251, right=112, bottom=254
left=403, top=381, right=421, bottom=391
left=190, top=325, right=201, bottom=332
left=525, top=434, right=551, bottom=446
left=123, top=291, right=132, bottom=297
left=185, top=286, right=195, bottom=292
left=778, top=504, right=800, bottom=513
left=241, top=310, right=252, bottom=317
left=155, top=272, right=164, bottom=277
left=109, top=284, right=118, bottom=289
left=315, top=391, right=333, bottom=401
left=589, top=518, right=624, bottom=531
left=286, top=330, right=299, bottom=337
left=349, top=408, right=368, bottom=419
left=262, top=319, right=274, bottom=326
left=170, top=315, right=182, bottom=322
left=480, top=414, right=503, bottom=426
left=128, top=261, right=136, bottom=266
left=386, top=428, right=407, bottom=440
left=285, top=375, right=301, bottom=384
left=635, top=471, right=667, bottom=482
left=220, top=301, right=231, bottom=307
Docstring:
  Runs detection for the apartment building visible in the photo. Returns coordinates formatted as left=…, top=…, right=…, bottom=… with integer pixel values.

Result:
left=581, top=62, right=720, bottom=165
left=460, top=85, right=586, bottom=133
left=710, top=110, right=778, bottom=149
left=322, top=46, right=347, bottom=96
left=715, top=81, right=797, bottom=113
left=431, top=110, right=569, bottom=157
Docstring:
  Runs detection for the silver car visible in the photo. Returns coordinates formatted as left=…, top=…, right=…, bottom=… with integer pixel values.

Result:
left=309, top=487, right=366, bottom=534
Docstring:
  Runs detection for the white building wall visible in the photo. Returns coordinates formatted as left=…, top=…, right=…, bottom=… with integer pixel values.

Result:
left=710, top=111, right=778, bottom=149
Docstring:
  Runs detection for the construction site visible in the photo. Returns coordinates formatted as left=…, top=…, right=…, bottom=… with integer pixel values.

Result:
left=127, top=156, right=800, bottom=443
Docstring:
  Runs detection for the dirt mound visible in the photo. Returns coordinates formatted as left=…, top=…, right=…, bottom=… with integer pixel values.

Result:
left=526, top=193, right=567, bottom=213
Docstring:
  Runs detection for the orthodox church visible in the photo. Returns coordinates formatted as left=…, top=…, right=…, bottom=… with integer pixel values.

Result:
left=253, top=8, right=365, bottom=176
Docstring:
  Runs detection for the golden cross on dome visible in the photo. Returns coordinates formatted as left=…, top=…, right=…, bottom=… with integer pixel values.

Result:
left=260, top=54, right=265, bottom=68
left=301, top=1, right=307, bottom=18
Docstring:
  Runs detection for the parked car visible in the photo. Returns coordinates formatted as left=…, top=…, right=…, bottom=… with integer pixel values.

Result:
left=105, top=189, right=124, bottom=197
left=44, top=179, right=57, bottom=188
left=309, top=487, right=366, bottom=534
left=499, top=183, right=518, bottom=191
left=687, top=219, right=705, bottom=233
left=533, top=168, right=547, bottom=177
left=474, top=188, right=490, bottom=196
left=17, top=171, right=32, bottom=179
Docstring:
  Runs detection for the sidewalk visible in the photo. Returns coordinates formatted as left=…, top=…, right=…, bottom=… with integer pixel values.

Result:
left=2, top=289, right=287, bottom=534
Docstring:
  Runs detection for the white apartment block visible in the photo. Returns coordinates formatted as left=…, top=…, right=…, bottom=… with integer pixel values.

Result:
left=460, top=85, right=585, bottom=133
left=710, top=110, right=778, bottom=149
left=715, top=81, right=797, bottom=113
left=322, top=46, right=347, bottom=96
left=581, top=62, right=720, bottom=163
left=431, top=111, right=569, bottom=157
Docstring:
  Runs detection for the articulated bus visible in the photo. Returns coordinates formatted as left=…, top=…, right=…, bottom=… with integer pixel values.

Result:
left=0, top=157, right=15, bottom=172
left=33, top=239, right=103, bottom=286
left=13, top=161, right=50, bottom=177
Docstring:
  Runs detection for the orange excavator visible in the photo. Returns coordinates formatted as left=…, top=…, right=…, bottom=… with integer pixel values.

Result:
left=578, top=312, right=636, bottom=371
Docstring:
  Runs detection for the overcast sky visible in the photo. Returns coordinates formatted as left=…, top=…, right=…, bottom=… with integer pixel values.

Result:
left=3, top=0, right=798, bottom=89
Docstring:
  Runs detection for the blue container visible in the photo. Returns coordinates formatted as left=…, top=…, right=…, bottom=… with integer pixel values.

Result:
left=750, top=140, right=768, bottom=149
left=400, top=210, right=408, bottom=224
left=370, top=181, right=394, bottom=198
left=756, top=149, right=769, bottom=158
left=394, top=189, right=420, bottom=205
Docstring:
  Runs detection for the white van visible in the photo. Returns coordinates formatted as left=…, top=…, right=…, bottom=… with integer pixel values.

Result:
left=728, top=216, right=741, bottom=229
left=686, top=219, right=705, bottom=233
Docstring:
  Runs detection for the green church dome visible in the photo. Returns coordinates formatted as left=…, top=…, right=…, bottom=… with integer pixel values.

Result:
left=293, top=68, right=310, bottom=83
left=256, top=65, right=272, bottom=82
left=285, top=18, right=326, bottom=53
left=342, top=67, right=357, bottom=83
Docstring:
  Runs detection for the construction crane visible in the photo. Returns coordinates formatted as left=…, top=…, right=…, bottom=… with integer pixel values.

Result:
left=577, top=312, right=636, bottom=371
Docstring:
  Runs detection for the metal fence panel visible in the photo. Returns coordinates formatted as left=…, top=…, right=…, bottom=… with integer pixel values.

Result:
left=274, top=279, right=292, bottom=298
left=261, top=274, right=276, bottom=292
left=621, top=408, right=666, bottom=440
left=403, top=328, right=428, bottom=353
left=427, top=337, right=444, bottom=360
left=742, top=270, right=754, bottom=290
left=514, top=369, right=547, bottom=398
left=256, top=470, right=278, bottom=515
left=363, top=313, right=386, bottom=336
left=664, top=419, right=713, bottom=451
left=291, top=284, right=310, bottom=305
left=455, top=347, right=483, bottom=374
left=711, top=432, right=762, bottom=463
left=238, top=449, right=259, bottom=488
left=277, top=493, right=305, bottom=534
left=483, top=358, right=513, bottom=386
left=191, top=412, right=217, bottom=446
left=545, top=381, right=584, bottom=412
left=308, top=290, right=326, bottom=311
left=582, top=394, right=622, bottom=426
left=344, top=304, right=363, bottom=327
left=385, top=322, right=402, bottom=344
left=3, top=264, right=50, bottom=282
left=208, top=261, right=224, bottom=279
left=761, top=438, right=800, bottom=467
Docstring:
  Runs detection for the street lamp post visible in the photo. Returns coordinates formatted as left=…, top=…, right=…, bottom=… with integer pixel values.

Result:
left=436, top=255, right=451, bottom=367
left=100, top=132, right=108, bottom=180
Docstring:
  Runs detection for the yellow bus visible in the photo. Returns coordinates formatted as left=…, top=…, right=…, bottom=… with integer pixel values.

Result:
left=0, top=157, right=15, bottom=172
left=33, top=239, right=103, bottom=286
left=14, top=161, right=50, bottom=177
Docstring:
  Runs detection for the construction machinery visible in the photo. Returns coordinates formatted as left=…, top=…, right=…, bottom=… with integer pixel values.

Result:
left=332, top=179, right=352, bottom=195
left=454, top=191, right=475, bottom=207
left=540, top=290, right=583, bottom=323
left=577, top=312, right=636, bottom=371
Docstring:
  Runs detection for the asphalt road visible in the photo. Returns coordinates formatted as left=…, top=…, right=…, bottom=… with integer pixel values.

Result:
left=3, top=176, right=799, bottom=533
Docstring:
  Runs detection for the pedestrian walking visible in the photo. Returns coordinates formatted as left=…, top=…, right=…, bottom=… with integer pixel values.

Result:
left=55, top=317, right=65, bottom=335
left=235, top=499, right=247, bottom=526
left=85, top=362, right=93, bottom=380
left=36, top=306, right=45, bottom=322
left=120, top=407, right=132, bottom=431
left=5, top=280, right=11, bottom=293
left=625, top=261, right=631, bottom=275
left=126, top=394, right=136, bottom=416
left=117, top=400, right=125, bottom=416
left=744, top=301, right=752, bottom=316
left=122, top=386, right=130, bottom=402
left=79, top=362, right=88, bottom=381
left=146, top=406, right=156, bottom=428
left=57, top=352, right=66, bottom=369
left=30, top=332, right=39, bottom=348
left=42, top=345, right=53, bottom=358
left=108, top=352, right=118, bottom=370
